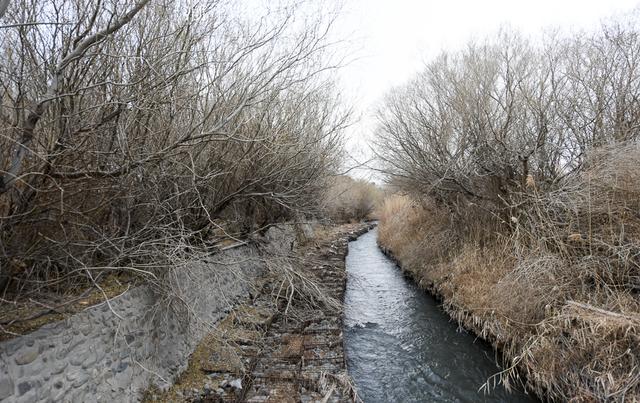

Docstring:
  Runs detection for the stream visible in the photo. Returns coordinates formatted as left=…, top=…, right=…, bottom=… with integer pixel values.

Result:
left=344, top=228, right=537, bottom=403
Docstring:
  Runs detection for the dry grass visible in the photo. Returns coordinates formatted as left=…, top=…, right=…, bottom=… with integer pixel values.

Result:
left=377, top=195, right=448, bottom=262
left=376, top=143, right=640, bottom=401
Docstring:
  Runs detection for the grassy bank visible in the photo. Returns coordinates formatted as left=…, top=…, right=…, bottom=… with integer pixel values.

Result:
left=373, top=14, right=640, bottom=401
left=376, top=146, right=640, bottom=401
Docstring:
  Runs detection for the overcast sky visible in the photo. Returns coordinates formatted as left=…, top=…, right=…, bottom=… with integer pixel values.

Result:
left=331, top=0, right=640, bottom=179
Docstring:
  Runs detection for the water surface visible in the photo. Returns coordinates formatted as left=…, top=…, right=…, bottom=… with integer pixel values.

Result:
left=344, top=228, right=536, bottom=403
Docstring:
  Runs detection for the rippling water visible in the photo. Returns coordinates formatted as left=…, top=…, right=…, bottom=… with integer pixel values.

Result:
left=344, top=228, right=537, bottom=403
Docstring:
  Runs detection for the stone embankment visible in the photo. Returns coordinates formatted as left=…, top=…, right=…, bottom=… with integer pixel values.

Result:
left=0, top=243, right=266, bottom=402
left=0, top=222, right=373, bottom=402
left=147, top=223, right=374, bottom=403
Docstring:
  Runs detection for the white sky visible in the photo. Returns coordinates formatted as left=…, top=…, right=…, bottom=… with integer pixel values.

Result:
left=331, top=0, right=640, bottom=180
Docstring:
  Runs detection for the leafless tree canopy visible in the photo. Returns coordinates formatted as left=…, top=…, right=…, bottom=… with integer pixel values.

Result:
left=0, top=0, right=349, bottom=292
left=375, top=19, right=640, bottom=214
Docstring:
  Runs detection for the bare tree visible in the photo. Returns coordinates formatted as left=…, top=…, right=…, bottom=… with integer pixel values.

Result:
left=0, top=0, right=349, bottom=298
left=375, top=19, right=640, bottom=219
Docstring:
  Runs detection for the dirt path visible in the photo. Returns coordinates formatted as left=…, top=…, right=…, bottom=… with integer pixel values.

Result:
left=146, top=223, right=373, bottom=403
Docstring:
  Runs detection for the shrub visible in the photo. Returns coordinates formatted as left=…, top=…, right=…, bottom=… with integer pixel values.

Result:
left=0, top=0, right=348, bottom=297
left=377, top=148, right=640, bottom=399
left=323, top=176, right=382, bottom=222
left=375, top=19, right=640, bottom=222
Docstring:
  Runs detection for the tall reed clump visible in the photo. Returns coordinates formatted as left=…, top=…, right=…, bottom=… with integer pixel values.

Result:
left=375, top=12, right=640, bottom=401
left=499, top=143, right=640, bottom=400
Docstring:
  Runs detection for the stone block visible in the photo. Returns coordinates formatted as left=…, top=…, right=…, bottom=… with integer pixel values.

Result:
left=0, top=377, right=14, bottom=400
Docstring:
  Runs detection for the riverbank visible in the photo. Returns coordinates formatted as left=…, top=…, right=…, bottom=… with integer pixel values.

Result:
left=375, top=233, right=543, bottom=400
left=0, top=222, right=372, bottom=402
left=146, top=222, right=374, bottom=402
left=376, top=194, right=640, bottom=402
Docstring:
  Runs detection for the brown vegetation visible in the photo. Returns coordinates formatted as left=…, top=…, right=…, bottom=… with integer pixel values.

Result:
left=375, top=14, right=640, bottom=402
left=0, top=0, right=348, bottom=328
left=322, top=176, right=382, bottom=223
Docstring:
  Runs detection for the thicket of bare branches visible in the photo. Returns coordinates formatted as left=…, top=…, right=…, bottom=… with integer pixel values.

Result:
left=376, top=18, right=640, bottom=221
left=0, top=0, right=349, bottom=296
left=375, top=14, right=640, bottom=401
left=322, top=176, right=381, bottom=223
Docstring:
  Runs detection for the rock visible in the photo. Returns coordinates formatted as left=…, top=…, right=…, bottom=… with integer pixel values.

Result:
left=0, top=378, right=14, bottom=399
left=229, top=378, right=242, bottom=390
left=14, top=347, right=39, bottom=365
left=80, top=324, right=92, bottom=336
left=114, top=361, right=128, bottom=373
left=73, top=374, right=89, bottom=388
left=61, top=332, right=73, bottom=344
left=51, top=361, right=68, bottom=375
left=66, top=369, right=90, bottom=387
left=35, top=384, right=51, bottom=400
left=82, top=352, right=98, bottom=368
left=51, top=385, right=67, bottom=401
left=70, top=350, right=87, bottom=366
left=17, top=381, right=32, bottom=396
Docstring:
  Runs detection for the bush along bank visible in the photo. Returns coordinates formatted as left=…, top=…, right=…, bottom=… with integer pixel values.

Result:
left=376, top=171, right=640, bottom=401
left=373, top=14, right=640, bottom=402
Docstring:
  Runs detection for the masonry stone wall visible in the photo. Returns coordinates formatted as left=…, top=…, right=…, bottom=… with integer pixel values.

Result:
left=0, top=225, right=298, bottom=403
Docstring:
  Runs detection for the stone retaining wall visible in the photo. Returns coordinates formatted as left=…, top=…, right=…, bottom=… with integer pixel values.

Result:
left=0, top=226, right=298, bottom=403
